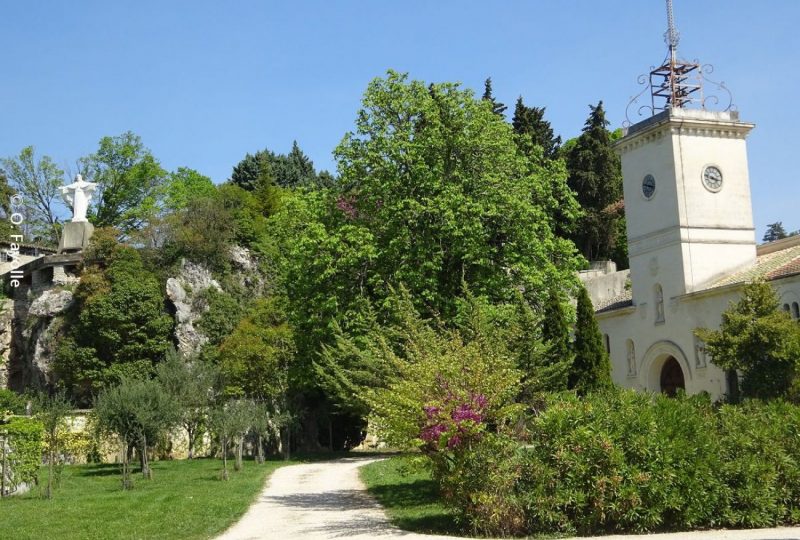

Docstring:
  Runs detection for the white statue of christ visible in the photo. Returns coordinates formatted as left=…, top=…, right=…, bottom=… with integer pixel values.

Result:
left=60, top=174, right=97, bottom=222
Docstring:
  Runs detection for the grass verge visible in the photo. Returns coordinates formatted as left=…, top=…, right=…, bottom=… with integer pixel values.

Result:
left=360, top=455, right=460, bottom=536
left=0, top=457, right=289, bottom=540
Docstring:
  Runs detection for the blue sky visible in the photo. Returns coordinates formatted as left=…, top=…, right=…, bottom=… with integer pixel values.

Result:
left=2, top=0, right=798, bottom=237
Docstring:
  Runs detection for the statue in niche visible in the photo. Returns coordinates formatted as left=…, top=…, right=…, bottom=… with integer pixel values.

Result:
left=627, top=341, right=637, bottom=376
left=60, top=174, right=97, bottom=223
left=655, top=285, right=665, bottom=323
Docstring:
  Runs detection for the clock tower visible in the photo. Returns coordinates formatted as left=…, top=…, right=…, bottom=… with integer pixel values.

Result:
left=616, top=0, right=757, bottom=306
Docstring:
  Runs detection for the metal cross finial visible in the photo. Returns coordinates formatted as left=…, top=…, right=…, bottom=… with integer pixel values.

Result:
left=665, top=0, right=680, bottom=51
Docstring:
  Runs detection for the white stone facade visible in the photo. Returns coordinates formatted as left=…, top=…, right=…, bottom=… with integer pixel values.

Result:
left=588, top=108, right=800, bottom=401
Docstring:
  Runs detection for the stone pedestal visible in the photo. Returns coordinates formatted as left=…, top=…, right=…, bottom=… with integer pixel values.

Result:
left=58, top=221, right=94, bottom=253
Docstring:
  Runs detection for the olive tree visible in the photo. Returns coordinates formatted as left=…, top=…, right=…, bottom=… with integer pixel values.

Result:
left=95, top=377, right=178, bottom=488
left=33, top=391, right=72, bottom=499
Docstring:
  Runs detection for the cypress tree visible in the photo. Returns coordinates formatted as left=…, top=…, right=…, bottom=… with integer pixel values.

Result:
left=569, top=284, right=613, bottom=395
left=541, top=288, right=573, bottom=390
left=565, top=101, right=625, bottom=263
left=512, top=96, right=561, bottom=160
left=482, top=77, right=507, bottom=117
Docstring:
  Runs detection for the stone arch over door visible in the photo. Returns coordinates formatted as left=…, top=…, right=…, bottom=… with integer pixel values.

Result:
left=640, top=340, right=692, bottom=395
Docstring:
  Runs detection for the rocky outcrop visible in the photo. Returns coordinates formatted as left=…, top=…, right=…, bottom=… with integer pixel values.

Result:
left=0, top=300, right=13, bottom=388
left=229, top=245, right=267, bottom=296
left=165, top=260, right=221, bottom=357
left=28, top=289, right=74, bottom=318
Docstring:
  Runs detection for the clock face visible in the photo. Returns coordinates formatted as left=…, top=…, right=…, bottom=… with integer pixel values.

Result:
left=642, top=174, right=656, bottom=199
left=702, top=166, right=723, bottom=192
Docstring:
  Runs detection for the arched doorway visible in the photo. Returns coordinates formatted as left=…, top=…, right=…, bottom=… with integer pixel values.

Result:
left=659, top=356, right=685, bottom=397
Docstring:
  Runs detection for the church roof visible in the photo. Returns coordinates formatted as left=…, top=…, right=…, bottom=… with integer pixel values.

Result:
left=595, top=290, right=633, bottom=313
left=713, top=242, right=800, bottom=287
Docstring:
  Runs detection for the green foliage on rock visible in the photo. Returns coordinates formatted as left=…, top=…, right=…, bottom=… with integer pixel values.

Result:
left=55, top=241, right=174, bottom=404
left=696, top=280, right=800, bottom=401
left=0, top=389, right=27, bottom=416
left=569, top=284, right=612, bottom=394
left=1, top=416, right=45, bottom=491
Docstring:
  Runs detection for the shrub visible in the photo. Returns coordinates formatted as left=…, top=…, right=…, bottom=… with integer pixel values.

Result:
left=0, top=389, right=27, bottom=416
left=1, top=417, right=45, bottom=492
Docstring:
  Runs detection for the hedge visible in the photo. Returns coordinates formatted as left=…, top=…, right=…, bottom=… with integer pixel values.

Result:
left=430, top=390, right=800, bottom=536
left=1, top=416, right=45, bottom=493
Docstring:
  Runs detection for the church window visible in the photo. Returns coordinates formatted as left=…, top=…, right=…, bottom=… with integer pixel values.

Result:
left=626, top=340, right=636, bottom=376
left=604, top=334, right=610, bottom=354
left=792, top=302, right=799, bottom=320
left=783, top=304, right=791, bottom=313
left=654, top=284, right=665, bottom=324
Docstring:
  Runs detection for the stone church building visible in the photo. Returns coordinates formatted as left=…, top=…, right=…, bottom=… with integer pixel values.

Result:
left=585, top=107, right=800, bottom=400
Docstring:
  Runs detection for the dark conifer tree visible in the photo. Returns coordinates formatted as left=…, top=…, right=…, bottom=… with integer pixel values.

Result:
left=541, top=288, right=573, bottom=390
left=568, top=285, right=613, bottom=395
left=512, top=97, right=562, bottom=160
left=481, top=77, right=507, bottom=117
left=565, top=101, right=624, bottom=263
left=763, top=222, right=789, bottom=243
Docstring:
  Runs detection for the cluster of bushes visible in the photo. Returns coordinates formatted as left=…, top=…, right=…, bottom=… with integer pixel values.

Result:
left=0, top=416, right=44, bottom=494
left=435, top=391, right=800, bottom=537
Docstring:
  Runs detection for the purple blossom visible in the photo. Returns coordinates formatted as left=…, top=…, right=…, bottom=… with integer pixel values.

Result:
left=420, top=423, right=446, bottom=442
left=336, top=195, right=358, bottom=220
left=447, top=435, right=462, bottom=449
left=451, top=404, right=482, bottom=424
left=423, top=405, right=440, bottom=419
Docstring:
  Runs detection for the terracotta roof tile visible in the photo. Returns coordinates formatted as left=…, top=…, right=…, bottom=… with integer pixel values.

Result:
left=713, top=244, right=800, bottom=287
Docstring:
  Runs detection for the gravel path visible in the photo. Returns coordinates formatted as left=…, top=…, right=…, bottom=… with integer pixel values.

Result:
left=216, top=456, right=800, bottom=540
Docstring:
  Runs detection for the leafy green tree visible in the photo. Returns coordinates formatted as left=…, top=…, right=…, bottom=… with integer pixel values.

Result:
left=155, top=349, right=219, bottom=459
left=569, top=285, right=612, bottom=395
left=334, top=71, right=581, bottom=317
left=82, top=132, right=167, bottom=233
left=696, top=280, right=800, bottom=401
left=251, top=401, right=281, bottom=464
left=565, top=101, right=625, bottom=263
left=1, top=146, right=65, bottom=244
left=218, top=298, right=294, bottom=401
left=55, top=243, right=174, bottom=404
left=511, top=97, right=561, bottom=160
left=95, top=377, right=178, bottom=487
left=163, top=193, right=235, bottom=271
left=33, top=391, right=72, bottom=499
left=481, top=77, right=507, bottom=116
left=763, top=222, right=789, bottom=243
left=163, top=167, right=216, bottom=212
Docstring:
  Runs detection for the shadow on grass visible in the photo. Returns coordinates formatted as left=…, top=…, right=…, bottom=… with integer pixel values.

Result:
left=369, top=478, right=460, bottom=535
left=75, top=463, right=122, bottom=477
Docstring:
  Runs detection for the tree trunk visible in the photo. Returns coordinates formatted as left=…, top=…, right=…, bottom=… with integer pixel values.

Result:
left=46, top=430, right=55, bottom=499
left=121, top=442, right=133, bottom=490
left=141, top=434, right=152, bottom=480
left=234, top=437, right=243, bottom=471
left=328, top=418, right=333, bottom=452
left=257, top=434, right=264, bottom=464
left=221, top=435, right=229, bottom=481
left=186, top=424, right=195, bottom=460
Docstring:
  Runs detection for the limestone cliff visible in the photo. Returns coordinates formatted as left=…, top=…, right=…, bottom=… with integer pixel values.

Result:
left=165, top=259, right=222, bottom=357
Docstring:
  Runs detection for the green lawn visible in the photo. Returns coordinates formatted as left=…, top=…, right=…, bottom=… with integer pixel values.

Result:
left=0, top=457, right=289, bottom=540
left=360, top=455, right=460, bottom=536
